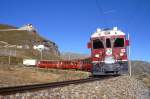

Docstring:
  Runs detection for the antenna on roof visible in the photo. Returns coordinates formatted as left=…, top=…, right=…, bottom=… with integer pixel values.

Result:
left=113, top=27, right=118, bottom=31
left=97, top=28, right=101, bottom=32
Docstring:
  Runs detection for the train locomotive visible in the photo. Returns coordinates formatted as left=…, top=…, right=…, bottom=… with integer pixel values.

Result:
left=87, top=27, right=129, bottom=75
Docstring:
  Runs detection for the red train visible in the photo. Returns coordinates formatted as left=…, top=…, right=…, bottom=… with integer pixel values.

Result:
left=37, top=58, right=92, bottom=71
left=87, top=27, right=129, bottom=75
left=37, top=27, right=130, bottom=75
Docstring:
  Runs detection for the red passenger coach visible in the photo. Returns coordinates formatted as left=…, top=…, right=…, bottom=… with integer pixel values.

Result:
left=87, top=27, right=129, bottom=75
left=38, top=60, right=59, bottom=68
left=37, top=58, right=92, bottom=71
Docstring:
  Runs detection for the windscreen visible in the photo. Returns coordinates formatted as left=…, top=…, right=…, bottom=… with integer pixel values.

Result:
left=106, top=38, right=111, bottom=48
left=93, top=39, right=104, bottom=49
left=114, top=38, right=124, bottom=47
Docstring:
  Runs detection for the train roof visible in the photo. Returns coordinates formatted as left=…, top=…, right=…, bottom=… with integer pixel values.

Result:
left=91, top=27, right=125, bottom=38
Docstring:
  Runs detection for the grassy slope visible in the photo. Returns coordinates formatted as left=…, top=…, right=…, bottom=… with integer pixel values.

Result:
left=0, top=24, right=43, bottom=45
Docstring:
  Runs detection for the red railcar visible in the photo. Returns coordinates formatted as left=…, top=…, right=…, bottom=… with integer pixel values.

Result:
left=87, top=27, right=129, bottom=75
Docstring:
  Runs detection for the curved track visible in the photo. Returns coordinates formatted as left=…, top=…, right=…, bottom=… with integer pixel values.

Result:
left=0, top=76, right=114, bottom=95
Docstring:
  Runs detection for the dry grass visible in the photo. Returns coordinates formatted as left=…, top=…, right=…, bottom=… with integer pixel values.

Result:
left=135, top=73, right=150, bottom=89
left=131, top=61, right=150, bottom=89
left=0, top=65, right=89, bottom=87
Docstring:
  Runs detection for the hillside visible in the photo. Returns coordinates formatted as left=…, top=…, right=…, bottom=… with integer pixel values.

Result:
left=132, top=61, right=150, bottom=75
left=131, top=61, right=150, bottom=88
left=0, top=24, right=46, bottom=45
left=0, top=24, right=60, bottom=63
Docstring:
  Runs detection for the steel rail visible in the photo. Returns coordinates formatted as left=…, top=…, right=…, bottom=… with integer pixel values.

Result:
left=0, top=76, right=112, bottom=95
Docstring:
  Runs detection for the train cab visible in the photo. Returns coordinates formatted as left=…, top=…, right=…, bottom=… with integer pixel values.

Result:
left=88, top=27, right=129, bottom=75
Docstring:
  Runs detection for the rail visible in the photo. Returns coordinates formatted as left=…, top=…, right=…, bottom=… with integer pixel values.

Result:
left=0, top=76, right=112, bottom=95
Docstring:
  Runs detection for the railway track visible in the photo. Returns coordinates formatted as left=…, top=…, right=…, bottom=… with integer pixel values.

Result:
left=0, top=76, right=113, bottom=95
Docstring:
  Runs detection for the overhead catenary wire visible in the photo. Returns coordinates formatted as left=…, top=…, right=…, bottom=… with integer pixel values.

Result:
left=95, top=0, right=108, bottom=27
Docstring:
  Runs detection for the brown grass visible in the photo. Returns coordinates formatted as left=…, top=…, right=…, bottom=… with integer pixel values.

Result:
left=0, top=65, right=89, bottom=87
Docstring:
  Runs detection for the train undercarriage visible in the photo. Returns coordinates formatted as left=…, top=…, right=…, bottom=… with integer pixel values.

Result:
left=91, top=61, right=128, bottom=75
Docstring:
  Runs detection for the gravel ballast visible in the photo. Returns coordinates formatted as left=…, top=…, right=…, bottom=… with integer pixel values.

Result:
left=0, top=76, right=149, bottom=99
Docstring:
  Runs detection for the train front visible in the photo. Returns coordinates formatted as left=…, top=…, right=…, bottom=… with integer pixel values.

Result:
left=88, top=27, right=129, bottom=75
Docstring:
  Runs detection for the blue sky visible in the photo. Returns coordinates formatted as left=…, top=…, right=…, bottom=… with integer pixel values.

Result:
left=0, top=0, right=150, bottom=61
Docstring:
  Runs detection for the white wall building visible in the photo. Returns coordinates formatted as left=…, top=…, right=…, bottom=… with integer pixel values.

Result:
left=33, top=44, right=49, bottom=51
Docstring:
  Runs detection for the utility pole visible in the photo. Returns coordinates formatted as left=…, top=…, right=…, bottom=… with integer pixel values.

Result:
left=128, top=33, right=132, bottom=76
left=8, top=50, right=11, bottom=65
left=40, top=50, right=43, bottom=60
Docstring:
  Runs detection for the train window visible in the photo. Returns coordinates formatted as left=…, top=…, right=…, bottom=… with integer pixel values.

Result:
left=93, top=39, right=104, bottom=49
left=114, top=38, right=124, bottom=47
left=106, top=38, right=111, bottom=48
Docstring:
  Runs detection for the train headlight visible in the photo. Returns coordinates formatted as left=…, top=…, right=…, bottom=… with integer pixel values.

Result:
left=120, top=53, right=124, bottom=56
left=95, top=54, right=100, bottom=58
left=121, top=49, right=125, bottom=52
